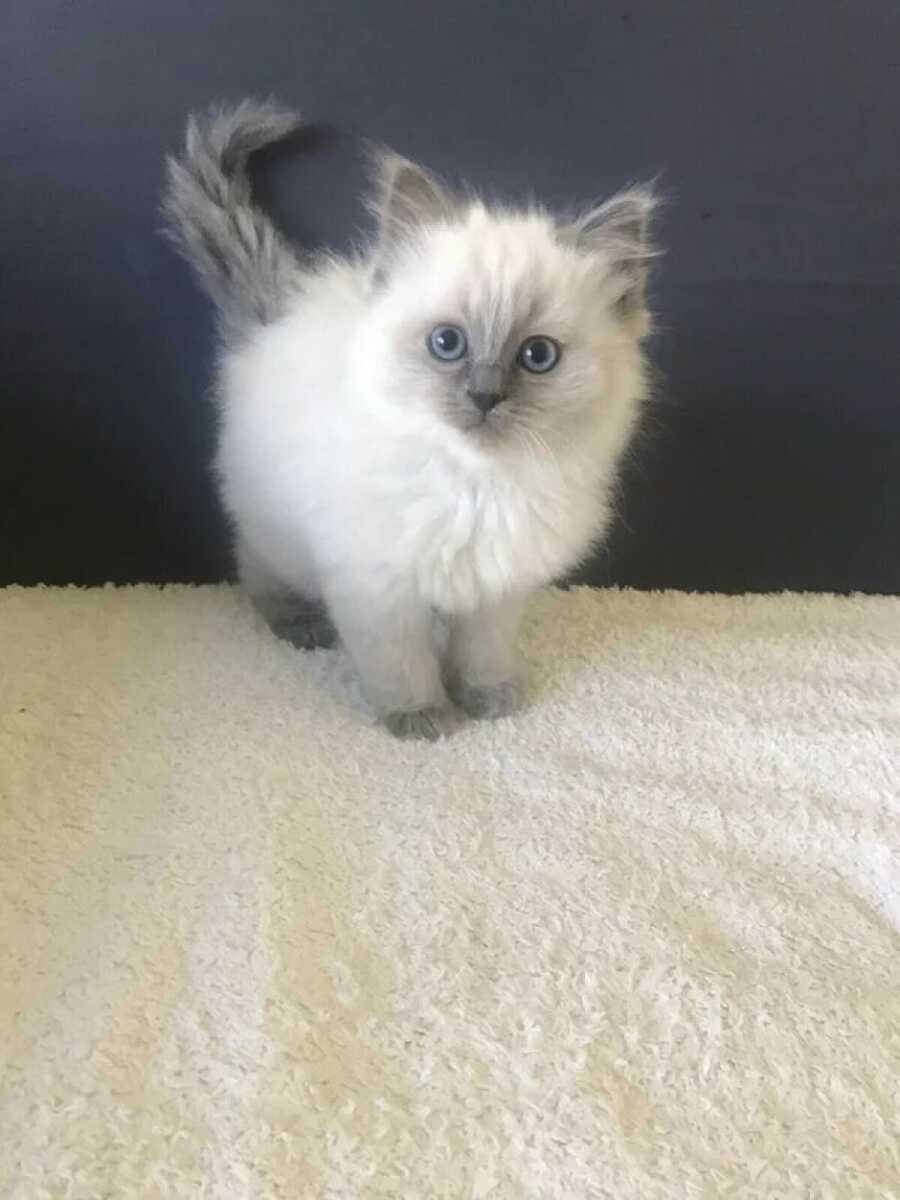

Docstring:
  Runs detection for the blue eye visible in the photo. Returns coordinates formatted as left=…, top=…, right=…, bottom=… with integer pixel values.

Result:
left=518, top=336, right=561, bottom=374
left=428, top=324, right=467, bottom=361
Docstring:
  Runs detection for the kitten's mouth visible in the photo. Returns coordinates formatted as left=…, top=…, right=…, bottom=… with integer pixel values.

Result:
left=462, top=413, right=498, bottom=437
left=457, top=405, right=504, bottom=433
left=447, top=404, right=507, bottom=440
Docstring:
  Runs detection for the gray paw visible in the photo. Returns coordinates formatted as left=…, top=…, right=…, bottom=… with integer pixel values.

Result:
left=451, top=678, right=524, bottom=720
left=383, top=706, right=453, bottom=742
left=269, top=608, right=337, bottom=650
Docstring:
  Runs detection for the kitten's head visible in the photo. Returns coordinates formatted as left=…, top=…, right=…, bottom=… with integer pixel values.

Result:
left=355, top=149, right=658, bottom=458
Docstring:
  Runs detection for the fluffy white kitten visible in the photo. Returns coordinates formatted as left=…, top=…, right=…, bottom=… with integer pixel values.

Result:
left=164, top=99, right=657, bottom=739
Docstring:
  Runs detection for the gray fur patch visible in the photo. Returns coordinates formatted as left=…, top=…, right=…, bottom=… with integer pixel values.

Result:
left=384, top=706, right=454, bottom=741
left=268, top=605, right=337, bottom=651
left=161, top=99, right=305, bottom=338
left=568, top=186, right=660, bottom=318
left=449, top=678, right=524, bottom=720
left=366, top=148, right=459, bottom=278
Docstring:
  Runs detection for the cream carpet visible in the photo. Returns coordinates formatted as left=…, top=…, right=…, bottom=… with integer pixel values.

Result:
left=2, top=584, right=899, bottom=1199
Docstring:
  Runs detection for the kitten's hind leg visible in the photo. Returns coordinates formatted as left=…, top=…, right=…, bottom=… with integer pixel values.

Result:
left=237, top=538, right=336, bottom=650
left=265, top=600, right=337, bottom=651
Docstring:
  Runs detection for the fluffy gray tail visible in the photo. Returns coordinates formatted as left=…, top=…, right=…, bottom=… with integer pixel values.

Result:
left=163, top=99, right=305, bottom=334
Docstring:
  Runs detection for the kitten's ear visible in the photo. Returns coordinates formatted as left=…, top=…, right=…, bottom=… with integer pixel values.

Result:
left=367, top=147, right=457, bottom=265
left=572, top=186, right=659, bottom=326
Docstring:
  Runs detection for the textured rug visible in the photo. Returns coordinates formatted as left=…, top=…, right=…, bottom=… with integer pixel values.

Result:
left=2, top=584, right=899, bottom=1199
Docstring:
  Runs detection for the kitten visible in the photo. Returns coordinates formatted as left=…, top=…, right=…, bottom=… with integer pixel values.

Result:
left=163, top=99, right=658, bottom=739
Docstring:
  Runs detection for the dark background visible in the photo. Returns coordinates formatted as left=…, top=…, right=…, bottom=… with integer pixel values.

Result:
left=3, top=0, right=898, bottom=593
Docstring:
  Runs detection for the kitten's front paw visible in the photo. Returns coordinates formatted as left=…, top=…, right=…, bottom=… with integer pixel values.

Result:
left=383, top=706, right=454, bottom=742
left=451, top=677, right=525, bottom=721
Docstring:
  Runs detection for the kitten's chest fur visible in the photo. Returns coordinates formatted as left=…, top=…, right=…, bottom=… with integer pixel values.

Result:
left=401, top=448, right=602, bottom=613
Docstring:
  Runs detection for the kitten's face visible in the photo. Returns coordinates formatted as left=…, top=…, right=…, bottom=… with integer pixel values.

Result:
left=359, top=200, right=652, bottom=460
left=390, top=209, right=644, bottom=445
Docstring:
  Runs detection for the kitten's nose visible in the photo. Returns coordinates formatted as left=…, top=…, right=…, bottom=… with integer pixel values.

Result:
left=467, top=389, right=505, bottom=415
left=467, top=364, right=506, bottom=414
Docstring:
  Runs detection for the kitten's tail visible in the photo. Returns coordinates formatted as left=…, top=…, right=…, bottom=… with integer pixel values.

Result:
left=162, top=98, right=305, bottom=334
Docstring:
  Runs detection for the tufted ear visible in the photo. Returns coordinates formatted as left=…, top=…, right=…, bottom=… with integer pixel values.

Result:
left=571, top=186, right=659, bottom=322
left=367, top=147, right=458, bottom=267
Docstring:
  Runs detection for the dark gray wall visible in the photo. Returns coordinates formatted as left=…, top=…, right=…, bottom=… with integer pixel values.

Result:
left=3, top=0, right=899, bottom=592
